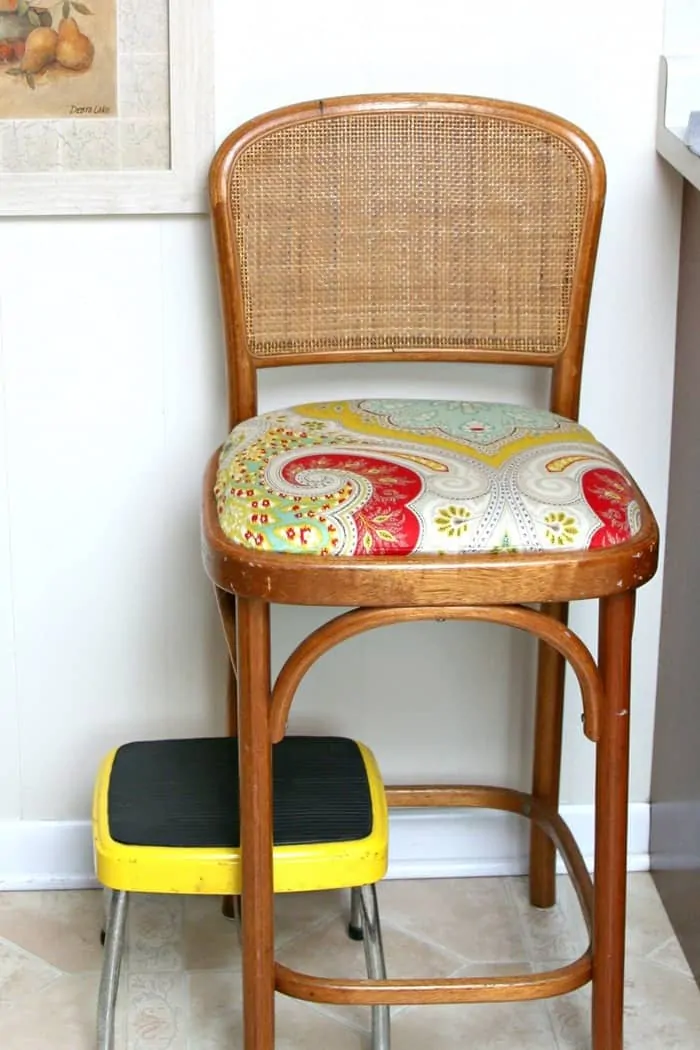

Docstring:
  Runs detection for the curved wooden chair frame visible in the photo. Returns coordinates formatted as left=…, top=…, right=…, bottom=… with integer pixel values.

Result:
left=202, top=93, right=659, bottom=1050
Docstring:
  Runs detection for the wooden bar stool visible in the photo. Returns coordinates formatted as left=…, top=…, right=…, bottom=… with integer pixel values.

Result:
left=201, top=94, right=659, bottom=1050
left=92, top=735, right=390, bottom=1050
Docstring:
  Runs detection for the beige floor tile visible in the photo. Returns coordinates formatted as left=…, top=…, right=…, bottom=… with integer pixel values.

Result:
left=625, top=873, right=682, bottom=961
left=0, top=936, right=60, bottom=1003
left=183, top=896, right=241, bottom=972
left=0, top=971, right=126, bottom=1050
left=182, top=890, right=348, bottom=971
left=278, top=910, right=465, bottom=982
left=646, top=935, right=695, bottom=978
left=275, top=888, right=352, bottom=947
left=127, top=971, right=186, bottom=1050
left=277, top=909, right=464, bottom=1030
left=0, top=889, right=104, bottom=973
left=393, top=993, right=558, bottom=1050
left=509, top=872, right=693, bottom=972
left=544, top=983, right=590, bottom=1050
left=0, top=876, right=699, bottom=1047
left=126, top=894, right=184, bottom=973
left=189, top=972, right=365, bottom=1050
left=623, top=956, right=700, bottom=1047
left=547, top=955, right=700, bottom=1049
left=377, top=877, right=528, bottom=962
left=508, top=875, right=589, bottom=963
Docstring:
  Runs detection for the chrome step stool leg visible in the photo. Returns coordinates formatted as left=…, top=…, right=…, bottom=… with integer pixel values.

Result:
left=348, top=886, right=364, bottom=941
left=100, top=888, right=112, bottom=946
left=359, top=884, right=391, bottom=1050
left=236, top=884, right=390, bottom=1048
left=97, top=890, right=128, bottom=1050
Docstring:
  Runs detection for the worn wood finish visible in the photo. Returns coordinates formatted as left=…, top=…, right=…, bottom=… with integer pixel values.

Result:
left=202, top=95, right=660, bottom=1048
left=592, top=591, right=635, bottom=1050
left=203, top=452, right=658, bottom=608
left=214, top=591, right=239, bottom=736
left=530, top=602, right=569, bottom=909
left=227, top=593, right=275, bottom=1050
left=216, top=586, right=240, bottom=921
left=215, top=591, right=239, bottom=919
left=269, top=604, right=602, bottom=743
left=225, top=663, right=238, bottom=737
left=275, top=954, right=592, bottom=1006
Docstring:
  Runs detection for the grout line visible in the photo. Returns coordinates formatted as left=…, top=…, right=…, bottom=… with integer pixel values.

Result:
left=644, top=936, right=697, bottom=980
left=503, top=875, right=541, bottom=963
left=301, top=995, right=374, bottom=1036
left=366, top=914, right=467, bottom=968
left=0, top=971, right=64, bottom=1013
left=274, top=907, right=347, bottom=951
left=0, top=931, right=64, bottom=1004
left=378, top=882, right=526, bottom=969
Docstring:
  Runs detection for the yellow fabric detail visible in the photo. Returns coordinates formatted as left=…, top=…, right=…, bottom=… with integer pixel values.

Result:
left=294, top=400, right=597, bottom=466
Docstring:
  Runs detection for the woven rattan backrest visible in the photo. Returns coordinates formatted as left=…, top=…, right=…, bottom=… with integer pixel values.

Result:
left=210, top=95, right=605, bottom=422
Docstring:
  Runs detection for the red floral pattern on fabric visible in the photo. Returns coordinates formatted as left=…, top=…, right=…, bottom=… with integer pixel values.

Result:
left=216, top=401, right=646, bottom=555
left=281, top=452, right=422, bottom=555
left=582, top=468, right=638, bottom=549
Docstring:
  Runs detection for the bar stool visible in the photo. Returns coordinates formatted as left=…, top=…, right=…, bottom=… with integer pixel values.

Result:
left=201, top=93, right=659, bottom=1050
left=92, top=735, right=391, bottom=1049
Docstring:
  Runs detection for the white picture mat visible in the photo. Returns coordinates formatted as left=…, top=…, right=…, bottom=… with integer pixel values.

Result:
left=0, top=0, right=214, bottom=214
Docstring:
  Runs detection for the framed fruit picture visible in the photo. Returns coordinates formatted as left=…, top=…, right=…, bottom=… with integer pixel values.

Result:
left=0, top=0, right=213, bottom=213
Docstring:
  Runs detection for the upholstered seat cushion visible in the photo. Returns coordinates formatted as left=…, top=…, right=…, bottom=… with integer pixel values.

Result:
left=215, top=399, right=643, bottom=556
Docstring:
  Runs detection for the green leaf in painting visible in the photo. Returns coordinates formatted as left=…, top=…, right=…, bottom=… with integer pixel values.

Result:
left=72, top=2, right=93, bottom=12
left=17, top=0, right=29, bottom=16
left=27, top=9, right=41, bottom=26
left=5, top=68, right=24, bottom=77
left=63, top=0, right=71, bottom=18
left=26, top=73, right=36, bottom=89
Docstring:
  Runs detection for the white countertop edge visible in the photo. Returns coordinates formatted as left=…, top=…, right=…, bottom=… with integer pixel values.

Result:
left=657, top=55, right=700, bottom=191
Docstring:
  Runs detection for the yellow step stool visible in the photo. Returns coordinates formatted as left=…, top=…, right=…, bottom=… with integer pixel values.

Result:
left=93, top=735, right=390, bottom=1050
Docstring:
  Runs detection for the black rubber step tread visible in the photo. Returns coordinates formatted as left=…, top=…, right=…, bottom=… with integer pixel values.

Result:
left=107, top=736, right=374, bottom=849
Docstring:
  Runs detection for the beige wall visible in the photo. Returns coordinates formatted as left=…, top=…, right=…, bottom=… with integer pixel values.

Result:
left=0, top=3, right=680, bottom=841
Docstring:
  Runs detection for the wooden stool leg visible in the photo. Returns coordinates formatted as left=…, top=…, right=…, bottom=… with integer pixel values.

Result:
left=222, top=656, right=238, bottom=921
left=593, top=591, right=635, bottom=1050
left=529, top=601, right=568, bottom=908
left=223, top=591, right=275, bottom=1050
left=215, top=586, right=239, bottom=736
left=227, top=658, right=238, bottom=736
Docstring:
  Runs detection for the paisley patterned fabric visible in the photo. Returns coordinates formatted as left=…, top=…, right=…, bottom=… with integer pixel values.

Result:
left=215, top=400, right=642, bottom=557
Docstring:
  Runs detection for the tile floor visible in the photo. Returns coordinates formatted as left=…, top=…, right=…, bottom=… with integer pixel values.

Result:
left=0, top=874, right=699, bottom=1048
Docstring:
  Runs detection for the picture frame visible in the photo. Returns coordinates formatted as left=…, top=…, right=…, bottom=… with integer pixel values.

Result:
left=0, top=0, right=214, bottom=215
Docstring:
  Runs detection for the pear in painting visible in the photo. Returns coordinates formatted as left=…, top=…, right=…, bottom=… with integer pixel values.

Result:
left=56, top=15, right=93, bottom=71
left=19, top=26, right=57, bottom=74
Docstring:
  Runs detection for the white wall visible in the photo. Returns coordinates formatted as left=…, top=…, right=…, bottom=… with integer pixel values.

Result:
left=0, top=2, right=680, bottom=858
left=664, top=0, right=700, bottom=52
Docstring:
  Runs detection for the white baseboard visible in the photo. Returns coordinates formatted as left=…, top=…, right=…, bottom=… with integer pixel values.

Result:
left=0, top=804, right=650, bottom=891
left=386, top=803, right=650, bottom=879
left=0, top=819, right=98, bottom=891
